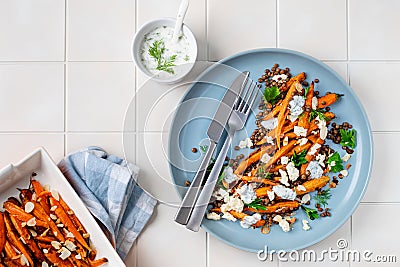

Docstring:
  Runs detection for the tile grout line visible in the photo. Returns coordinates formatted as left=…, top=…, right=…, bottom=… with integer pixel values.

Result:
left=63, top=0, right=67, bottom=156
left=206, top=0, right=209, bottom=61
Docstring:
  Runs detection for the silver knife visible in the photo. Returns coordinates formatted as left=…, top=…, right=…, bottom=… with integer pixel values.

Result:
left=174, top=71, right=249, bottom=225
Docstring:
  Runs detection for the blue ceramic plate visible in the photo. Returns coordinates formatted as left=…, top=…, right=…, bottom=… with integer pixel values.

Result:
left=168, top=48, right=373, bottom=252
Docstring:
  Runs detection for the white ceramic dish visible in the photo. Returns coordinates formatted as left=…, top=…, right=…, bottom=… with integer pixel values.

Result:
left=132, top=18, right=197, bottom=84
left=0, top=147, right=125, bottom=266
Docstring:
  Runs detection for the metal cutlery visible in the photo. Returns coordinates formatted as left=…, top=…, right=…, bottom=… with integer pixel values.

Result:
left=174, top=71, right=250, bottom=225
left=186, top=79, right=260, bottom=231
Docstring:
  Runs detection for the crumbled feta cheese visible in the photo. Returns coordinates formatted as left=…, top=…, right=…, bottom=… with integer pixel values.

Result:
left=297, top=185, right=306, bottom=191
left=206, top=212, right=221, bottom=221
left=272, top=74, right=288, bottom=82
left=308, top=143, right=321, bottom=156
left=283, top=136, right=289, bottom=146
left=289, top=95, right=305, bottom=116
left=272, top=185, right=297, bottom=200
left=298, top=138, right=308, bottom=146
left=213, top=188, right=229, bottom=201
left=222, top=212, right=237, bottom=222
left=267, top=190, right=275, bottom=201
left=316, top=154, right=326, bottom=167
left=57, top=224, right=64, bottom=228
left=288, top=114, right=298, bottom=122
left=240, top=213, right=261, bottom=229
left=281, top=156, right=289, bottom=165
left=261, top=118, right=278, bottom=130
left=301, top=193, right=311, bottom=204
left=286, top=162, right=300, bottom=181
left=294, top=126, right=307, bottom=137
left=279, top=169, right=290, bottom=186
left=236, top=184, right=256, bottom=204
left=341, top=153, right=351, bottom=162
left=312, top=97, right=318, bottom=110
left=260, top=153, right=271, bottom=164
left=220, top=196, right=244, bottom=213
left=302, top=219, right=311, bottom=231
left=59, top=247, right=71, bottom=260
left=265, top=136, right=274, bottom=144
left=223, top=166, right=238, bottom=184
left=340, top=169, right=349, bottom=177
left=306, top=161, right=324, bottom=179
left=24, top=202, right=34, bottom=213
left=273, top=215, right=291, bottom=232
left=295, top=83, right=303, bottom=92
left=239, top=138, right=253, bottom=149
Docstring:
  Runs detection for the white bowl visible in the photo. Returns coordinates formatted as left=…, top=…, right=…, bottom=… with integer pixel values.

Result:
left=132, top=18, right=197, bottom=84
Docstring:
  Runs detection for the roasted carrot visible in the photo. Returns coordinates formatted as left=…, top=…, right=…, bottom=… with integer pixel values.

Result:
left=3, top=201, right=47, bottom=228
left=263, top=139, right=296, bottom=169
left=3, top=213, right=34, bottom=267
left=59, top=195, right=88, bottom=236
left=238, top=175, right=277, bottom=186
left=244, top=201, right=300, bottom=213
left=296, top=176, right=330, bottom=195
left=280, top=72, right=306, bottom=92
left=262, top=105, right=281, bottom=121
left=3, top=240, right=18, bottom=258
left=44, top=249, right=74, bottom=267
left=255, top=187, right=273, bottom=197
left=31, top=179, right=51, bottom=215
left=234, top=145, right=274, bottom=175
left=276, top=81, right=299, bottom=149
left=8, top=213, right=46, bottom=263
left=89, top=258, right=109, bottom=267
left=0, top=212, right=5, bottom=253
left=317, top=93, right=341, bottom=109
left=298, top=82, right=314, bottom=131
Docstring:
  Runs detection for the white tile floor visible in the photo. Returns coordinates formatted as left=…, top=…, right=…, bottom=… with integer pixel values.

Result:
left=0, top=1, right=400, bottom=266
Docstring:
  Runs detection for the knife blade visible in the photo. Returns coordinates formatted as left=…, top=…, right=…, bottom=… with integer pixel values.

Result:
left=174, top=71, right=249, bottom=225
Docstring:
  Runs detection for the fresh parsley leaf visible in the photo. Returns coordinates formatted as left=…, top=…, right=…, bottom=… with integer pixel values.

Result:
left=290, top=150, right=308, bottom=167
left=313, top=189, right=331, bottom=207
left=199, top=145, right=208, bottom=153
left=216, top=166, right=228, bottom=189
left=327, top=152, right=344, bottom=173
left=247, top=198, right=267, bottom=211
left=263, top=86, right=281, bottom=105
left=302, top=205, right=319, bottom=220
left=340, top=129, right=357, bottom=149
left=303, top=87, right=310, bottom=99
left=309, top=109, right=328, bottom=122
left=148, top=40, right=177, bottom=74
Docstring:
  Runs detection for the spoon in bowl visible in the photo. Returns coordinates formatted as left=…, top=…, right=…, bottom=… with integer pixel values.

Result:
left=171, top=0, right=189, bottom=43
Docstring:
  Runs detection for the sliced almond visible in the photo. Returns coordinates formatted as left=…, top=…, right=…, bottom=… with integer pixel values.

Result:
left=83, top=233, right=90, bottom=239
left=43, top=249, right=49, bottom=254
left=20, top=237, right=26, bottom=244
left=26, top=217, right=36, bottom=227
left=50, top=205, right=57, bottom=212
left=75, top=254, right=82, bottom=260
left=24, top=202, right=35, bottom=213
left=20, top=254, right=29, bottom=266
left=51, top=240, right=61, bottom=250
left=29, top=229, right=37, bottom=237
left=51, top=190, right=59, bottom=201
left=41, top=228, right=50, bottom=237
left=59, top=247, right=71, bottom=260
left=50, top=214, right=57, bottom=220
left=65, top=240, right=77, bottom=251
left=42, top=262, right=49, bottom=267
left=21, top=222, right=27, bottom=227
left=43, top=184, right=50, bottom=191
left=57, top=224, right=64, bottom=228
left=67, top=210, right=74, bottom=215
left=66, top=231, right=75, bottom=238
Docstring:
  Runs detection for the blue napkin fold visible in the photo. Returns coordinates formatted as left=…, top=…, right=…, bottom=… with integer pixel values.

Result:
left=58, top=146, right=157, bottom=259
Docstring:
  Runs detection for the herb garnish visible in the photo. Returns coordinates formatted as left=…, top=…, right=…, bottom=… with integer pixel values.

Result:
left=313, top=189, right=331, bottom=207
left=263, top=86, right=281, bottom=105
left=148, top=40, right=177, bottom=74
left=216, top=166, right=227, bottom=189
left=303, top=87, right=310, bottom=99
left=327, top=152, right=344, bottom=173
left=302, top=206, right=319, bottom=220
left=340, top=129, right=357, bottom=149
left=199, top=145, right=208, bottom=154
left=290, top=150, right=308, bottom=167
left=309, top=109, right=328, bottom=122
left=247, top=198, right=267, bottom=211
left=256, top=164, right=273, bottom=180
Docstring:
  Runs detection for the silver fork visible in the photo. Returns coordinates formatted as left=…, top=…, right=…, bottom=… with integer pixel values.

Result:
left=186, top=80, right=261, bottom=231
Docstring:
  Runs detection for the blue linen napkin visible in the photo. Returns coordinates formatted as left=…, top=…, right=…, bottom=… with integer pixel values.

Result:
left=58, top=146, right=157, bottom=259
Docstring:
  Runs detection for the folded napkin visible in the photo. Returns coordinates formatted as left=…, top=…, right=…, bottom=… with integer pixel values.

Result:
left=58, top=146, right=157, bottom=259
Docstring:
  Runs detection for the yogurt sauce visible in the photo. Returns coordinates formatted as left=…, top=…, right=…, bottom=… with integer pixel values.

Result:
left=140, top=26, right=194, bottom=78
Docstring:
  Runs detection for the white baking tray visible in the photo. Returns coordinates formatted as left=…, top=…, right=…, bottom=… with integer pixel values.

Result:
left=0, top=147, right=126, bottom=266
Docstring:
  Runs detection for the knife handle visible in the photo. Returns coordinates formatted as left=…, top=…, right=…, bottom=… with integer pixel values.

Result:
left=174, top=141, right=217, bottom=225
left=186, top=134, right=232, bottom=231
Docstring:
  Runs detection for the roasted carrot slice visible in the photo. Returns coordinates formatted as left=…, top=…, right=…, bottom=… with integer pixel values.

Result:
left=244, top=201, right=300, bottom=213
left=0, top=212, right=5, bottom=253
left=44, top=249, right=74, bottom=267
left=89, top=258, right=109, bottom=267
left=255, top=187, right=273, bottom=197
left=263, top=139, right=297, bottom=169
left=296, top=176, right=330, bottom=195
left=261, top=105, right=281, bottom=121
left=317, top=93, right=341, bottom=109
left=3, top=201, right=47, bottom=227
left=4, top=240, right=18, bottom=258
left=280, top=72, right=306, bottom=92
left=238, top=175, right=277, bottom=186
left=9, top=214, right=46, bottom=263
left=59, top=195, right=88, bottom=236
left=31, top=179, right=51, bottom=215
left=3, top=213, right=34, bottom=267
left=234, top=145, right=274, bottom=175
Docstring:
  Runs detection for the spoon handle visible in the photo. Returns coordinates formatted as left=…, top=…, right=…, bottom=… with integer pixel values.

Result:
left=172, top=0, right=189, bottom=42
